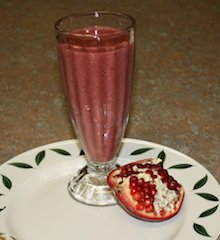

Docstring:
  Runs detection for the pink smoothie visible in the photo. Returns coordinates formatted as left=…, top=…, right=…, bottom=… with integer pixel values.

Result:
left=57, top=27, right=134, bottom=163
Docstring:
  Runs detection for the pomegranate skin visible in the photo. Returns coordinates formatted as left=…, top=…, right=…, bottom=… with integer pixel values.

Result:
left=107, top=158, right=185, bottom=221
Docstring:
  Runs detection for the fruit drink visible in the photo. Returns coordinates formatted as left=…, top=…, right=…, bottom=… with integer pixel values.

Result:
left=57, top=27, right=134, bottom=163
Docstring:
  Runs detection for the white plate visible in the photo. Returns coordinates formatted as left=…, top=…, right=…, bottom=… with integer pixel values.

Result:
left=0, top=138, right=219, bottom=240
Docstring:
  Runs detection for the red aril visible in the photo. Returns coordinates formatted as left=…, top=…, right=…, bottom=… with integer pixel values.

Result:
left=107, top=158, right=185, bottom=221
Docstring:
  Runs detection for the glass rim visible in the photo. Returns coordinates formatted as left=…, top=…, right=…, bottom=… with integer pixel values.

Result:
left=55, top=11, right=135, bottom=36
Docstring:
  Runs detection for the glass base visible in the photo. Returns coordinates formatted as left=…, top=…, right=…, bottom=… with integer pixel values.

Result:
left=68, top=163, right=117, bottom=206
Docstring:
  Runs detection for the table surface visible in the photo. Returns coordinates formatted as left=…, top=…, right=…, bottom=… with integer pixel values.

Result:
left=1, top=0, right=219, bottom=183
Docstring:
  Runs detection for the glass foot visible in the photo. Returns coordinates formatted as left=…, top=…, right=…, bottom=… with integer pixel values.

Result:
left=68, top=164, right=117, bottom=206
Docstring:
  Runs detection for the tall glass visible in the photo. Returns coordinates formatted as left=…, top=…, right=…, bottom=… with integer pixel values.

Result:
left=55, top=11, right=135, bottom=206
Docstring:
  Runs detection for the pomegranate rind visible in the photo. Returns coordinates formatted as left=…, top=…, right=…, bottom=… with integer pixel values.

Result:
left=107, top=158, right=185, bottom=222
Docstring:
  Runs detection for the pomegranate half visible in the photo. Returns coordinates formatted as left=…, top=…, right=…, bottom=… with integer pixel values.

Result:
left=107, top=158, right=185, bottom=221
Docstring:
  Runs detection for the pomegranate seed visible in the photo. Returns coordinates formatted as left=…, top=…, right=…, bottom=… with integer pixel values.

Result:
left=139, top=190, right=145, bottom=198
left=168, top=176, right=174, bottom=182
left=145, top=204, right=154, bottom=213
left=150, top=187, right=157, bottom=197
left=168, top=180, right=178, bottom=190
left=158, top=170, right=169, bottom=182
left=152, top=174, right=158, bottom=179
left=144, top=198, right=152, bottom=207
left=149, top=183, right=155, bottom=189
left=138, top=196, right=146, bottom=203
left=130, top=181, right=137, bottom=188
left=137, top=178, right=144, bottom=186
left=130, top=185, right=141, bottom=193
left=142, top=187, right=149, bottom=194
left=160, top=209, right=166, bottom=217
left=143, top=163, right=151, bottom=168
left=145, top=181, right=151, bottom=187
left=143, top=182, right=148, bottom=188
left=132, top=192, right=142, bottom=201
left=158, top=169, right=168, bottom=176
left=145, top=169, right=153, bottom=176
left=120, top=168, right=128, bottom=177
left=136, top=163, right=146, bottom=168
left=130, top=176, right=138, bottom=183
left=136, top=203, right=145, bottom=211
left=130, top=187, right=137, bottom=195
left=144, top=192, right=151, bottom=199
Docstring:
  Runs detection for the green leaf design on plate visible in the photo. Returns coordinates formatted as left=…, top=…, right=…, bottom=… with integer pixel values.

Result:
left=0, top=206, right=6, bottom=212
left=35, top=150, right=46, bottom=166
left=168, top=164, right=193, bottom=169
left=199, top=205, right=219, bottom=218
left=196, top=193, right=219, bottom=202
left=1, top=175, right=12, bottom=190
left=130, top=148, right=153, bottom=155
left=157, top=150, right=166, bottom=163
left=51, top=148, right=71, bottom=156
left=193, top=175, right=208, bottom=190
left=9, top=162, right=33, bottom=169
left=193, top=223, right=211, bottom=237
left=79, top=149, right=85, bottom=155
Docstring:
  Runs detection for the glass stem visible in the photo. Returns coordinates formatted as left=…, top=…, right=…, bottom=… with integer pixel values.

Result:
left=87, top=159, right=117, bottom=176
